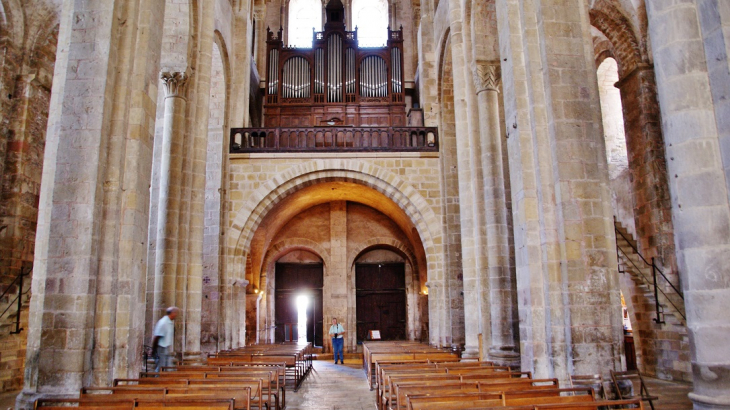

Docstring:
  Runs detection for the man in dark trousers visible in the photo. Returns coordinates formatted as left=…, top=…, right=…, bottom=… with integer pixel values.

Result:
left=328, top=317, right=345, bottom=364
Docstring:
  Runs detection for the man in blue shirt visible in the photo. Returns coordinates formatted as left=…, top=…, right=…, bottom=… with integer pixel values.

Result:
left=328, top=317, right=346, bottom=364
left=152, top=306, right=179, bottom=371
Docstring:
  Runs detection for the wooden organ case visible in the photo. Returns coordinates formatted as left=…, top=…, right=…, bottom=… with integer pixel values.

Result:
left=264, top=0, right=406, bottom=128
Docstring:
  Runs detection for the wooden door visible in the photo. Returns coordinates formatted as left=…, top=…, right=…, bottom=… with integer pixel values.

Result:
left=356, top=263, right=406, bottom=342
left=274, top=263, right=324, bottom=346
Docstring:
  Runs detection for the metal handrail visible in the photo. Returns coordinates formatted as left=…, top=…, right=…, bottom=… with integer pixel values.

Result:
left=614, top=226, right=685, bottom=323
left=0, top=264, right=32, bottom=334
left=614, top=227, right=683, bottom=297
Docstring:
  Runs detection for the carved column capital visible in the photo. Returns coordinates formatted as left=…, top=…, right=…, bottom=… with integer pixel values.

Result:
left=160, top=71, right=191, bottom=99
left=473, top=61, right=501, bottom=94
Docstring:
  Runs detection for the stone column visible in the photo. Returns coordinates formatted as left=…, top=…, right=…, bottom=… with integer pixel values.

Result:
left=496, top=0, right=623, bottom=380
left=646, top=1, right=730, bottom=408
left=154, top=71, right=189, bottom=327
left=416, top=3, right=454, bottom=348
left=18, top=0, right=166, bottom=406
left=327, top=201, right=348, bottom=352
left=473, top=61, right=520, bottom=367
left=446, top=0, right=485, bottom=360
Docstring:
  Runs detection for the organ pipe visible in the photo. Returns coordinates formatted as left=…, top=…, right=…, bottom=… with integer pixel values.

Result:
left=391, top=48, right=402, bottom=94
left=315, top=48, right=324, bottom=95
left=282, top=56, right=311, bottom=99
left=360, top=56, right=387, bottom=98
left=328, top=34, right=342, bottom=102
left=267, top=27, right=404, bottom=103
left=268, top=49, right=279, bottom=95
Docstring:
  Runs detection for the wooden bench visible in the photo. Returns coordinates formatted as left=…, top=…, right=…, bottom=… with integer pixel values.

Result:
left=405, top=389, right=594, bottom=410
left=34, top=397, right=235, bottom=410
left=378, top=367, right=519, bottom=408
left=136, top=367, right=283, bottom=410
left=134, top=374, right=265, bottom=410
left=381, top=372, right=532, bottom=410
left=80, top=385, right=254, bottom=410
left=388, top=379, right=559, bottom=410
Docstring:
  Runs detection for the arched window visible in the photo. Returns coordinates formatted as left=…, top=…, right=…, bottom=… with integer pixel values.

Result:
left=288, top=0, right=322, bottom=48
left=352, top=0, right=388, bottom=47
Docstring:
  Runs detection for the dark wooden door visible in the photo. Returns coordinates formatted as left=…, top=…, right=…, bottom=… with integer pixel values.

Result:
left=275, top=263, right=324, bottom=346
left=356, top=263, right=406, bottom=342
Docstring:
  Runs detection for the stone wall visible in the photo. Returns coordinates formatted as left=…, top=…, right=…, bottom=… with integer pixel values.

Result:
left=226, top=154, right=447, bottom=345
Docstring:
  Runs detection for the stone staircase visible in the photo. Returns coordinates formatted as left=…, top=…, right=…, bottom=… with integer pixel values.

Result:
left=614, top=221, right=691, bottom=381
left=614, top=222, right=686, bottom=327
left=0, top=269, right=31, bottom=392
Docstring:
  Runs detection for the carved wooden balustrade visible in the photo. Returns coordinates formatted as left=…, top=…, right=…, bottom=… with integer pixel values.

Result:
left=229, top=126, right=439, bottom=153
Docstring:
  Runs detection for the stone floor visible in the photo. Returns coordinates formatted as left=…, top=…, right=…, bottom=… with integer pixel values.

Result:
left=0, top=362, right=694, bottom=409
left=286, top=358, right=376, bottom=410
left=643, top=377, right=693, bottom=410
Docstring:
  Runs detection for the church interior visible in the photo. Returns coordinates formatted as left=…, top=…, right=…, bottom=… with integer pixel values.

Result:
left=0, top=0, right=728, bottom=408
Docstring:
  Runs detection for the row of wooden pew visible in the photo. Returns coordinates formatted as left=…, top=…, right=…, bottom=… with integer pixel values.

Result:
left=364, top=341, right=647, bottom=410
left=34, top=343, right=314, bottom=410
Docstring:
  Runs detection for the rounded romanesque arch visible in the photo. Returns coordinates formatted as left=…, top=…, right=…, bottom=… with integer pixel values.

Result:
left=262, top=238, right=331, bottom=280
left=227, top=159, right=443, bottom=287
left=349, top=237, right=416, bottom=272
left=589, top=0, right=644, bottom=77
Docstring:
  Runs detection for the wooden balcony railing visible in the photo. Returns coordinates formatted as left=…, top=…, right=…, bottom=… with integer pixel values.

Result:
left=229, top=126, right=439, bottom=153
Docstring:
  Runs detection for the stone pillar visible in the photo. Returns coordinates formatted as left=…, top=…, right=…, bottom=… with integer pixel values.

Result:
left=646, top=1, right=730, bottom=408
left=326, top=201, right=348, bottom=352
left=614, top=65, right=677, bottom=276
left=496, top=0, right=623, bottom=380
left=183, top=5, right=215, bottom=361
left=415, top=3, right=455, bottom=348
left=154, top=71, right=189, bottom=330
left=473, top=61, right=520, bottom=367
left=18, top=0, right=166, bottom=406
left=446, top=0, right=484, bottom=360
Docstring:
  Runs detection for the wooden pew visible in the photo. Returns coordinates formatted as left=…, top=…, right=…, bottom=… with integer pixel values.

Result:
left=381, top=372, right=531, bottom=410
left=80, top=385, right=254, bottom=410
left=34, top=397, right=235, bottom=410
left=157, top=364, right=286, bottom=410
left=405, top=389, right=594, bottom=410
left=381, top=369, right=529, bottom=408
left=135, top=373, right=265, bottom=410
left=388, top=378, right=559, bottom=410
left=211, top=343, right=312, bottom=390
left=362, top=341, right=459, bottom=388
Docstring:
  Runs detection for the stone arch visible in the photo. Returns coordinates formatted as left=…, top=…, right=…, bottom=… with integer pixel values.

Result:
left=589, top=0, right=643, bottom=77
left=0, top=0, right=23, bottom=46
left=593, top=28, right=615, bottom=68
left=228, top=160, right=443, bottom=287
left=254, top=238, right=330, bottom=344
left=349, top=237, right=416, bottom=271
left=263, top=238, right=331, bottom=277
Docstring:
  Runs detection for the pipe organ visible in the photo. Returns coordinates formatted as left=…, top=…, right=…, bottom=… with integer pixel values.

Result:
left=264, top=0, right=406, bottom=127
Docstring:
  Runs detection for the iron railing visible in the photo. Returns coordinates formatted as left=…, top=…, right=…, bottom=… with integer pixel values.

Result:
left=230, top=126, right=439, bottom=153
left=0, top=263, right=32, bottom=334
left=615, top=225, right=684, bottom=324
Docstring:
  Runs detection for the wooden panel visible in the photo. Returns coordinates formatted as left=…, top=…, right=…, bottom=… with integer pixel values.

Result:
left=356, top=263, right=406, bottom=342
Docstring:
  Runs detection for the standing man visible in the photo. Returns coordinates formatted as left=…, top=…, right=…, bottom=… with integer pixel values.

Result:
left=329, top=317, right=345, bottom=364
left=152, top=306, right=179, bottom=371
